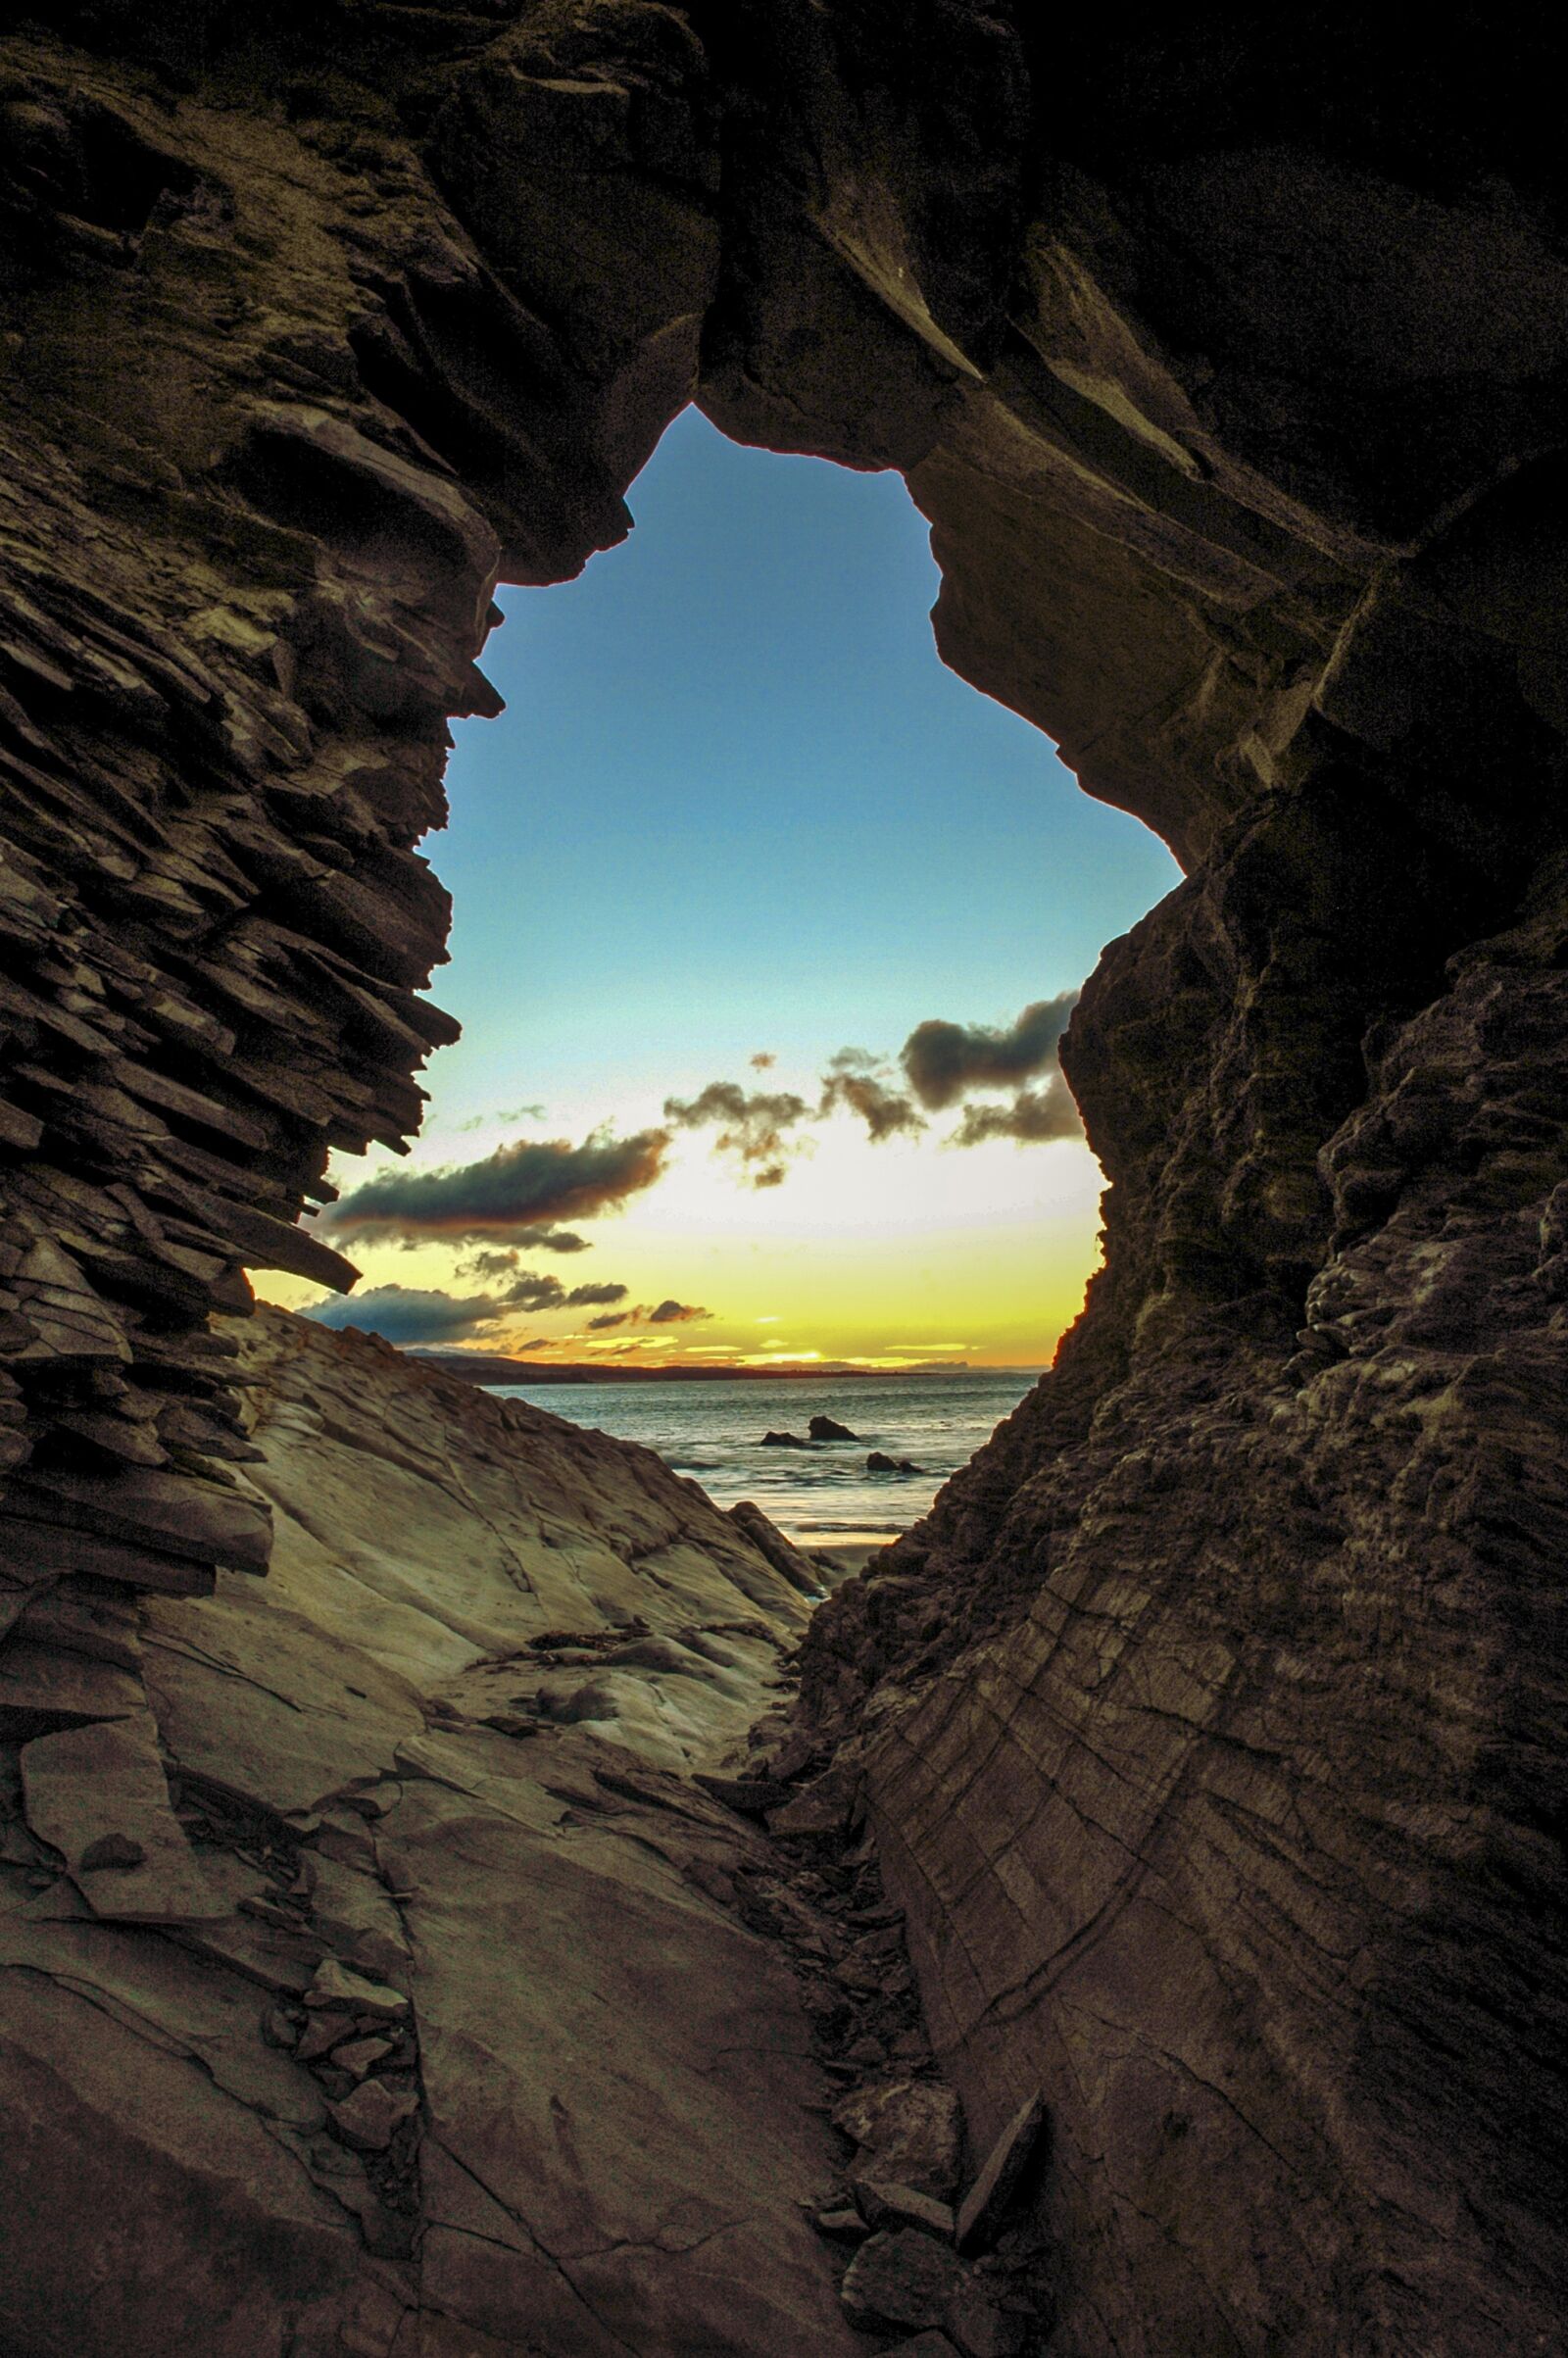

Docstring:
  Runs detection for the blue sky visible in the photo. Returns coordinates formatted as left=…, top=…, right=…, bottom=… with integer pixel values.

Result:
left=429, top=405, right=1177, bottom=1120
left=269, top=407, right=1179, bottom=1366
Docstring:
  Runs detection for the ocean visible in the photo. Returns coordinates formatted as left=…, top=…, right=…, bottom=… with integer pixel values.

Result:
left=494, top=1367, right=1039, bottom=1544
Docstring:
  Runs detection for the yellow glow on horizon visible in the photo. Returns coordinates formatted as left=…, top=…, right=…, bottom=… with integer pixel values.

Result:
left=255, top=1114, right=1104, bottom=1368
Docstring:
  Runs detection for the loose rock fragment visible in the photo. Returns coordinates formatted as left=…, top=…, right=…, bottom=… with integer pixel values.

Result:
left=840, top=2228, right=969, bottom=2333
left=304, top=1956, right=409, bottom=2020
left=833, top=2077, right=964, bottom=2197
left=325, top=2075, right=419, bottom=2152
left=332, top=2035, right=394, bottom=2079
left=766, top=1767, right=856, bottom=1839
left=956, top=2089, right=1049, bottom=2255
left=854, top=2177, right=956, bottom=2238
left=811, top=2205, right=870, bottom=2243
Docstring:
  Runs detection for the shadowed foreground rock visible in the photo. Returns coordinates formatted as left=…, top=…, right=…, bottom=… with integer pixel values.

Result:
left=0, top=6, right=1565, bottom=2352
left=0, top=1311, right=862, bottom=2356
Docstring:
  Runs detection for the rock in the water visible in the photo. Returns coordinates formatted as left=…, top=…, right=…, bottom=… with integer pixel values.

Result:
left=839, top=2228, right=968, bottom=2333
left=760, top=1430, right=811, bottom=1449
left=866, top=1452, right=924, bottom=1474
left=955, top=2090, right=1048, bottom=2255
left=808, top=1416, right=858, bottom=1442
left=832, top=2079, right=964, bottom=2199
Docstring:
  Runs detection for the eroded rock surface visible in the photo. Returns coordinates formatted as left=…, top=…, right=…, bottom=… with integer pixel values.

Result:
left=0, top=8, right=1565, bottom=2354
left=0, top=1311, right=863, bottom=2356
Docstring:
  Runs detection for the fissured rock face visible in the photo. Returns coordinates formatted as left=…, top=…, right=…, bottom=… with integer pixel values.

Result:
left=1, top=8, right=1565, bottom=2353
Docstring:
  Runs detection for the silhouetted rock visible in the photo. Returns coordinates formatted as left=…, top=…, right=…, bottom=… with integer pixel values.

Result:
left=808, top=1415, right=858, bottom=1442
left=761, top=1430, right=811, bottom=1449
left=867, top=1451, right=925, bottom=1474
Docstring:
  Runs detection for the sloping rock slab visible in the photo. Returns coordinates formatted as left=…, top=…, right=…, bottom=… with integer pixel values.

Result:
left=381, top=1729, right=861, bottom=2356
left=22, top=1710, right=226, bottom=1924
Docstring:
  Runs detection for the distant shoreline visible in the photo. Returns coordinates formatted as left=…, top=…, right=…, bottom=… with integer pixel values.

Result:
left=409, top=1350, right=1044, bottom=1388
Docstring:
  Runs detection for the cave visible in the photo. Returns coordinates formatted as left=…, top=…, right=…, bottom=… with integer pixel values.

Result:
left=0, top=7, right=1564, bottom=2355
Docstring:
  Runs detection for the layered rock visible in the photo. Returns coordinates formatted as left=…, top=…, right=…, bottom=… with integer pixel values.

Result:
left=0, top=7, right=1565, bottom=2353
left=0, top=1309, right=867, bottom=2356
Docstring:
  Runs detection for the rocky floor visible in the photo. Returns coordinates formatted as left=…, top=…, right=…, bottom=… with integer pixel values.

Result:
left=0, top=1310, right=1051, bottom=2357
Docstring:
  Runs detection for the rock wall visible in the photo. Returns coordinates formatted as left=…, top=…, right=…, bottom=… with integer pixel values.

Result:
left=1, top=6, right=1565, bottom=2353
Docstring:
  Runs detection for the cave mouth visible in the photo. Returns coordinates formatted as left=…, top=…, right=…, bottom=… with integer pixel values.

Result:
left=255, top=404, right=1179, bottom=1472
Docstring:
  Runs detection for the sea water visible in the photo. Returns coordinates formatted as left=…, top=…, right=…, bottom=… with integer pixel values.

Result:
left=493, top=1367, right=1038, bottom=1544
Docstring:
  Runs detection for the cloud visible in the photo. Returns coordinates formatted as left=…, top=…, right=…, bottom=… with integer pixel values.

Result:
left=817, top=1066, right=926, bottom=1142
left=501, top=1271, right=570, bottom=1313
left=301, top=1285, right=508, bottom=1346
left=318, top=1127, right=669, bottom=1246
left=647, top=1299, right=710, bottom=1324
left=458, top=1103, right=546, bottom=1132
left=901, top=993, right=1078, bottom=1110
left=662, top=1081, right=811, bottom=1186
left=750, top=1052, right=775, bottom=1069
left=949, top=1076, right=1082, bottom=1146
left=459, top=1248, right=519, bottom=1282
left=300, top=1267, right=630, bottom=1343
left=587, top=1310, right=631, bottom=1331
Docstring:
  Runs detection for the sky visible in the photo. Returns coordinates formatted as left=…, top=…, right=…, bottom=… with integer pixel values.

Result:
left=258, top=407, right=1179, bottom=1369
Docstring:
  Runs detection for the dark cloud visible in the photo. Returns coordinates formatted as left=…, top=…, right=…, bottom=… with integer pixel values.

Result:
left=300, top=1269, right=630, bottom=1342
left=301, top=1286, right=507, bottom=1346
left=319, top=1128, right=669, bottom=1246
left=493, top=1273, right=630, bottom=1316
left=586, top=1310, right=631, bottom=1331
left=647, top=1299, right=710, bottom=1324
left=459, top=1248, right=519, bottom=1282
left=818, top=1068, right=926, bottom=1142
left=901, top=993, right=1078, bottom=1110
left=949, top=1077, right=1083, bottom=1146
left=502, top=1271, right=570, bottom=1314
left=662, top=1081, right=811, bottom=1187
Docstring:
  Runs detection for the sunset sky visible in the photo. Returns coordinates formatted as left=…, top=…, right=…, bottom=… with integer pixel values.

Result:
left=257, top=409, right=1178, bottom=1368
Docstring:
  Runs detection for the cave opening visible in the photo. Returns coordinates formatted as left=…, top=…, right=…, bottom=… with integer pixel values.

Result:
left=257, top=403, right=1178, bottom=1513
